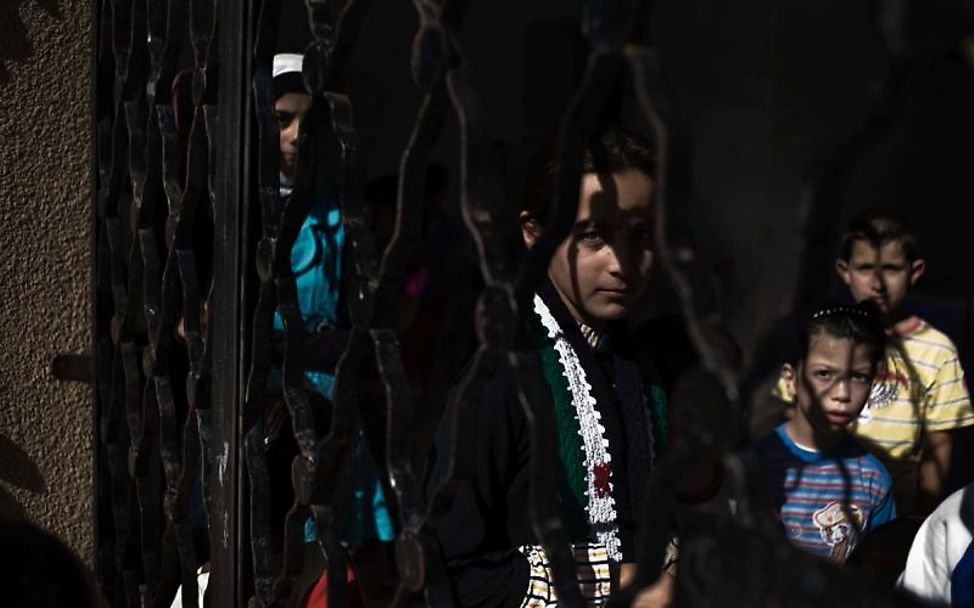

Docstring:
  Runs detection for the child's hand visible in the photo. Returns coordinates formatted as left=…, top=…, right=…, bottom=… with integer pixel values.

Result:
left=617, top=564, right=676, bottom=608
left=618, top=563, right=637, bottom=588
left=630, top=570, right=676, bottom=608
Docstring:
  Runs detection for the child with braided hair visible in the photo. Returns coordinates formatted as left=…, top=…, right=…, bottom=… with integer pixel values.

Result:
left=758, top=303, right=896, bottom=564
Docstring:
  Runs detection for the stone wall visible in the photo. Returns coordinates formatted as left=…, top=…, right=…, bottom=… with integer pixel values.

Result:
left=0, top=0, right=93, bottom=563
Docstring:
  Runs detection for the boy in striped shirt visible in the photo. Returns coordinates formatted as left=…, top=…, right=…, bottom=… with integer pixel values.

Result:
left=778, top=211, right=974, bottom=516
left=759, top=304, right=896, bottom=563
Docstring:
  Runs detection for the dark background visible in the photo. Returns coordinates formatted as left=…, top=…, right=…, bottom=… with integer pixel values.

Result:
left=304, top=0, right=974, bottom=489
left=277, top=0, right=974, bottom=358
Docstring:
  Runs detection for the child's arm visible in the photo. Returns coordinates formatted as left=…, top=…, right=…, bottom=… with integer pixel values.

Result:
left=917, top=431, right=952, bottom=515
left=870, top=470, right=897, bottom=528
left=897, top=494, right=954, bottom=603
left=918, top=343, right=973, bottom=515
left=628, top=569, right=676, bottom=608
left=425, top=369, right=532, bottom=607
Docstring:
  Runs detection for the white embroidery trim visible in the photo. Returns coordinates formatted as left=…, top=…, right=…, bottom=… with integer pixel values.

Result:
left=533, top=294, right=622, bottom=562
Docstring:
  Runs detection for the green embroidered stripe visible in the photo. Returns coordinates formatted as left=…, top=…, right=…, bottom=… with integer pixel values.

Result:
left=537, top=339, right=590, bottom=538
left=530, top=312, right=670, bottom=539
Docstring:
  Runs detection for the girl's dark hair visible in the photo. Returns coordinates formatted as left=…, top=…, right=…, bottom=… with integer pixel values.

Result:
left=522, top=125, right=657, bottom=224
left=797, top=301, right=886, bottom=367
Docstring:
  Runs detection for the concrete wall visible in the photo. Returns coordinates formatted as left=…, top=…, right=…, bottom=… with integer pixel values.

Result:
left=0, top=0, right=93, bottom=563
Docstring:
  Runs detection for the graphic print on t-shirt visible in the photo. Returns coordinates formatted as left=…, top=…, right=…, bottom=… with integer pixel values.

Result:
left=812, top=501, right=865, bottom=563
left=863, top=363, right=905, bottom=413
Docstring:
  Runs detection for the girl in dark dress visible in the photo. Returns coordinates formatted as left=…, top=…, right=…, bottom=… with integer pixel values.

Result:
left=427, top=127, right=676, bottom=607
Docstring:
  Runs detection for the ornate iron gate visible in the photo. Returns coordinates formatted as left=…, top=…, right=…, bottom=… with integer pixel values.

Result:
left=90, top=0, right=935, bottom=606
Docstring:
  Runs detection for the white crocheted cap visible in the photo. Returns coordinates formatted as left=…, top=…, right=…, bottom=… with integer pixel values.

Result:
left=273, top=53, right=303, bottom=78
left=272, top=53, right=306, bottom=98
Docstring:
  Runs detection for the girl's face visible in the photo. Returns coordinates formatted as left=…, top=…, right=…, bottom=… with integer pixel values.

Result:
left=783, top=334, right=877, bottom=446
left=521, top=169, right=655, bottom=327
left=275, top=92, right=311, bottom=177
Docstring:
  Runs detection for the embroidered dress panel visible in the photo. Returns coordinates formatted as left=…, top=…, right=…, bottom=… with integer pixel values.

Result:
left=533, top=294, right=623, bottom=561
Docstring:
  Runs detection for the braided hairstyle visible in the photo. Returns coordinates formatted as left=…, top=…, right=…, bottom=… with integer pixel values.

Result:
left=796, top=301, right=887, bottom=369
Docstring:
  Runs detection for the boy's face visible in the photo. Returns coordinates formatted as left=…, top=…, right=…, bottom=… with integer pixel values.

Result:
left=783, top=335, right=876, bottom=440
left=522, top=169, right=655, bottom=326
left=275, top=91, right=311, bottom=177
left=836, top=239, right=925, bottom=317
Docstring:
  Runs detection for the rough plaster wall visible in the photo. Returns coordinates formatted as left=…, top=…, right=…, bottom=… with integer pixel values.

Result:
left=0, top=0, right=93, bottom=563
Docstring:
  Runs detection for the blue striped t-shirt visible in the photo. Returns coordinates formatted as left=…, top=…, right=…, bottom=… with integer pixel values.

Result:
left=756, top=424, right=896, bottom=563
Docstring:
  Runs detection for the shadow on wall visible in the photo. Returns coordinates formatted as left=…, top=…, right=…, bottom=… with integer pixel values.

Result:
left=0, top=432, right=46, bottom=520
left=0, top=0, right=64, bottom=514
left=0, top=0, right=62, bottom=86
left=0, top=520, right=103, bottom=607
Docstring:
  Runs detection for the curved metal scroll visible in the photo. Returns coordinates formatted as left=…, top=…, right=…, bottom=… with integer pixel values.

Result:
left=93, top=0, right=221, bottom=605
